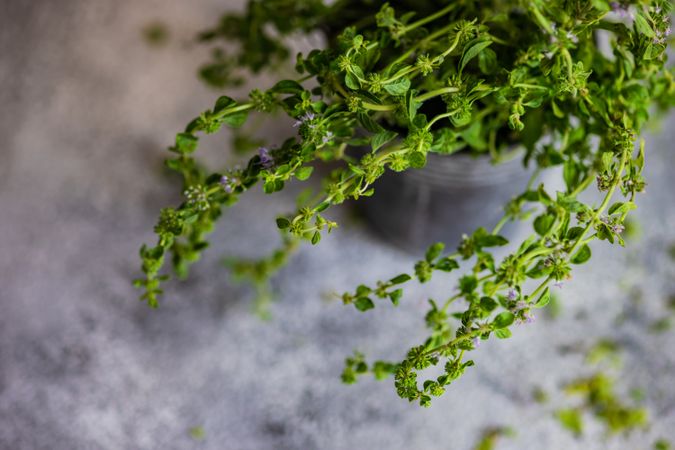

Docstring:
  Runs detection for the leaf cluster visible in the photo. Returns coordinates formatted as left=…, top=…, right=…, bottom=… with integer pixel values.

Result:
left=135, top=0, right=674, bottom=406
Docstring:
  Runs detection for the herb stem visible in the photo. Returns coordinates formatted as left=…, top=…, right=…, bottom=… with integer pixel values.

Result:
left=400, top=3, right=457, bottom=34
left=568, top=147, right=629, bottom=258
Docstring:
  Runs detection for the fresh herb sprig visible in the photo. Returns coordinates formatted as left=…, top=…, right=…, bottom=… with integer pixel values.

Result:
left=135, top=0, right=674, bottom=406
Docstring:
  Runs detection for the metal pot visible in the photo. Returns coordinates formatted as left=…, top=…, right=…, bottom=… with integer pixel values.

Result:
left=357, top=151, right=533, bottom=253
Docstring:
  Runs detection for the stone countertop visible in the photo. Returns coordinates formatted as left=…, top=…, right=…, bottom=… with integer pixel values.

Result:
left=1, top=1, right=674, bottom=449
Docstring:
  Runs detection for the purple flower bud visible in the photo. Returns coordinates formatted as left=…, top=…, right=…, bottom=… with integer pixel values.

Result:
left=322, top=131, right=334, bottom=145
left=507, top=289, right=518, bottom=301
left=258, top=147, right=274, bottom=169
left=219, top=175, right=236, bottom=194
left=568, top=32, right=578, bottom=44
left=514, top=300, right=527, bottom=311
left=472, top=337, right=481, bottom=348
left=293, top=112, right=316, bottom=129
left=554, top=280, right=564, bottom=289
left=517, top=311, right=535, bottom=325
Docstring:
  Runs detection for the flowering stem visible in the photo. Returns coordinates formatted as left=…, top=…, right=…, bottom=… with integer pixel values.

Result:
left=568, top=147, right=629, bottom=258
left=423, top=324, right=492, bottom=357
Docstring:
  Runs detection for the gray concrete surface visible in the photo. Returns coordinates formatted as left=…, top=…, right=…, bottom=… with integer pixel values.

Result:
left=1, top=1, right=674, bottom=449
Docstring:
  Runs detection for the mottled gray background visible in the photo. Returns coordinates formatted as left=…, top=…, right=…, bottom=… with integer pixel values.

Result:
left=1, top=1, right=674, bottom=449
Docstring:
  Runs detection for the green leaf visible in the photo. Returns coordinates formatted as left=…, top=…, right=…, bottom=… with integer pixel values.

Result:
left=556, top=192, right=585, bottom=213
left=601, top=151, right=614, bottom=172
left=425, top=242, right=445, bottom=262
left=175, top=133, right=198, bottom=154
left=459, top=275, right=478, bottom=294
left=633, top=13, right=655, bottom=38
left=295, top=166, right=314, bottom=181
left=222, top=111, right=249, bottom=128
left=556, top=409, right=583, bottom=437
left=435, top=257, right=459, bottom=272
left=372, top=131, right=398, bottom=152
left=570, top=244, right=591, bottom=264
left=493, top=311, right=515, bottom=329
left=608, top=201, right=636, bottom=216
left=533, top=287, right=550, bottom=308
left=357, top=111, right=384, bottom=133
left=354, top=297, right=375, bottom=311
left=345, top=72, right=360, bottom=90
left=405, top=89, right=421, bottom=121
left=384, top=77, right=411, bottom=96
left=563, top=161, right=578, bottom=192
left=480, top=296, right=498, bottom=311
left=476, top=234, right=509, bottom=248
left=213, top=96, right=236, bottom=113
left=460, top=40, right=492, bottom=74
left=478, top=47, right=497, bottom=74
left=407, top=151, right=427, bottom=169
left=389, top=289, right=403, bottom=306
left=276, top=217, right=290, bottom=229
left=270, top=80, right=304, bottom=94
left=311, top=231, right=321, bottom=245
left=534, top=214, right=555, bottom=236
left=495, top=328, right=512, bottom=339
left=567, top=226, right=585, bottom=240
left=389, top=274, right=411, bottom=285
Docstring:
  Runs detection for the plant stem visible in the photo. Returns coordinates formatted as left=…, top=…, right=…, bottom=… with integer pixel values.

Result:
left=568, top=148, right=629, bottom=258
left=400, top=3, right=457, bottom=35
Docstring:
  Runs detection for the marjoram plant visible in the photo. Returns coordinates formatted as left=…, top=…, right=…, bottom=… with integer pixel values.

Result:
left=135, top=0, right=674, bottom=407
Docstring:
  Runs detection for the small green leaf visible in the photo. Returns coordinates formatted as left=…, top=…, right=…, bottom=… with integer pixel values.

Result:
left=633, top=13, right=655, bottom=38
left=372, top=130, right=398, bottom=151
left=407, top=151, right=427, bottom=168
left=213, top=96, right=236, bottom=113
left=354, top=297, right=375, bottom=311
left=384, top=77, right=411, bottom=96
left=533, top=287, right=550, bottom=308
left=357, top=111, right=384, bottom=133
left=478, top=47, right=497, bottom=74
left=389, top=289, right=403, bottom=306
left=276, top=217, right=290, bottom=229
left=601, top=151, right=614, bottom=172
left=435, top=257, right=459, bottom=272
left=345, top=72, right=360, bottom=90
left=556, top=409, right=583, bottom=437
left=405, top=89, right=421, bottom=121
left=460, top=40, right=492, bottom=73
left=222, top=111, right=248, bottom=128
left=608, top=201, right=636, bottom=216
left=570, top=244, right=591, bottom=264
left=270, top=80, right=304, bottom=94
left=425, top=242, right=445, bottom=262
left=557, top=192, right=585, bottom=213
left=459, top=275, right=478, bottom=294
left=295, top=166, right=314, bottom=181
left=175, top=133, right=198, bottom=154
left=534, top=214, right=555, bottom=236
left=311, top=231, right=321, bottom=245
left=493, top=311, right=515, bottom=329
left=495, top=328, right=512, bottom=339
left=563, top=161, right=578, bottom=192
left=480, top=296, right=498, bottom=311
left=389, top=274, right=411, bottom=285
left=355, top=284, right=371, bottom=296
left=476, top=234, right=509, bottom=248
